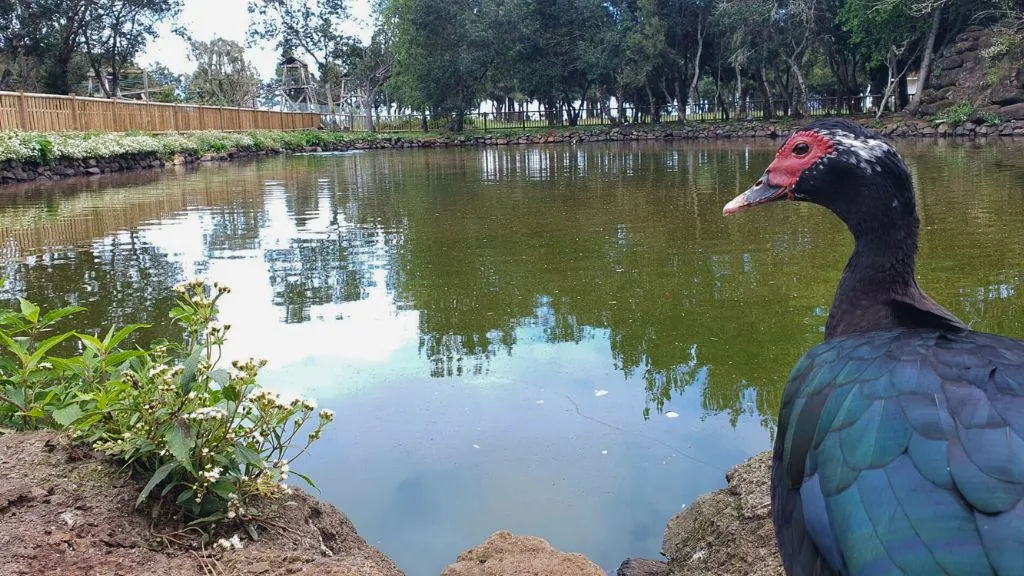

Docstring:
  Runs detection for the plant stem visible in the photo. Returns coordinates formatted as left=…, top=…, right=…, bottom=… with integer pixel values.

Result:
left=0, top=390, right=27, bottom=413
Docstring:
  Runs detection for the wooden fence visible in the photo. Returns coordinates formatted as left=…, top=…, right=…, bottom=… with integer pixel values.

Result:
left=0, top=91, right=321, bottom=133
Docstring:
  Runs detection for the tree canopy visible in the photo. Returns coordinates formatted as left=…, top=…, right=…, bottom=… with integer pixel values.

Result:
left=3, top=0, right=1020, bottom=130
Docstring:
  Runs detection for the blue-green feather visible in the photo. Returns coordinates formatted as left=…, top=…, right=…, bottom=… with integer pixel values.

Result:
left=773, top=327, right=1024, bottom=576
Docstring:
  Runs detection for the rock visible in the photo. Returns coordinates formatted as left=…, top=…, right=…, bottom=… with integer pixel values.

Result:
left=953, top=40, right=979, bottom=54
left=616, top=557, right=669, bottom=576
left=990, top=87, right=1024, bottom=106
left=662, top=451, right=782, bottom=576
left=936, top=55, right=964, bottom=70
left=999, top=103, right=1024, bottom=120
left=930, top=71, right=960, bottom=89
left=441, top=531, right=604, bottom=576
left=84, top=167, right=101, bottom=175
left=970, top=105, right=1004, bottom=123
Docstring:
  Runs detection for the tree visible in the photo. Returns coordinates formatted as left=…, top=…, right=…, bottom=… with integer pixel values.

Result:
left=185, top=38, right=261, bottom=107
left=621, top=0, right=672, bottom=121
left=79, top=0, right=183, bottom=97
left=345, top=28, right=397, bottom=132
left=145, top=61, right=185, bottom=102
left=840, top=0, right=927, bottom=117
left=388, top=0, right=512, bottom=131
left=247, top=0, right=352, bottom=80
left=0, top=0, right=93, bottom=93
left=516, top=0, right=618, bottom=126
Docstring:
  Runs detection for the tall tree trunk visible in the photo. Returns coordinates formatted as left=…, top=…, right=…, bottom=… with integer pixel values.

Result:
left=364, top=87, right=377, bottom=132
left=784, top=56, right=808, bottom=118
left=675, top=80, right=684, bottom=124
left=734, top=61, right=744, bottom=117
left=905, top=5, right=942, bottom=115
left=758, top=63, right=774, bottom=119
left=646, top=83, right=657, bottom=123
left=688, top=12, right=705, bottom=113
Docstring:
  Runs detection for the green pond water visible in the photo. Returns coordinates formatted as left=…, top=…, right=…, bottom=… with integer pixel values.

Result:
left=1, top=138, right=1023, bottom=574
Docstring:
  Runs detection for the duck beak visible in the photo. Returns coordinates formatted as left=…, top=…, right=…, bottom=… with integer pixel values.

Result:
left=723, top=174, right=790, bottom=216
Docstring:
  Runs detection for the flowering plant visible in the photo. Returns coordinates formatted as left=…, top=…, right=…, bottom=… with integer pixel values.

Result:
left=76, top=279, right=333, bottom=522
left=0, top=130, right=364, bottom=164
left=0, top=278, right=332, bottom=527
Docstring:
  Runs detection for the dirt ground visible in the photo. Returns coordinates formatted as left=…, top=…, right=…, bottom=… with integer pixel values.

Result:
left=0, top=430, right=402, bottom=576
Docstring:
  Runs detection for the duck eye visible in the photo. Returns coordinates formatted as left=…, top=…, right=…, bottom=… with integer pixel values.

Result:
left=793, top=142, right=810, bottom=156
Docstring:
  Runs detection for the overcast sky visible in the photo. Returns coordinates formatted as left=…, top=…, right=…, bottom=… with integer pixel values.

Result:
left=137, top=0, right=373, bottom=79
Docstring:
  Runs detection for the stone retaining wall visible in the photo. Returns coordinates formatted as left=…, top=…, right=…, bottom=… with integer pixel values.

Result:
left=3, top=117, right=1023, bottom=187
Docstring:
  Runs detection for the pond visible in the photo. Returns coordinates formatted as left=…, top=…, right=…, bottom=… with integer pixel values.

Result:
left=2, top=138, right=1024, bottom=575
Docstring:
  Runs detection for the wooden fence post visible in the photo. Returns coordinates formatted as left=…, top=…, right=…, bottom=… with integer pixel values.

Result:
left=18, top=91, right=28, bottom=130
left=69, top=93, right=80, bottom=131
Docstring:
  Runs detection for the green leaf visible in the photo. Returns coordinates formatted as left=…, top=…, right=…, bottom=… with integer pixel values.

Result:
left=105, top=350, right=147, bottom=369
left=52, top=404, right=84, bottom=427
left=234, top=443, right=263, bottom=467
left=76, top=333, right=105, bottom=355
left=209, top=369, right=230, bottom=388
left=208, top=479, right=236, bottom=500
left=136, top=461, right=178, bottom=508
left=39, top=306, right=86, bottom=327
left=18, top=298, right=39, bottom=324
left=22, top=406, right=45, bottom=418
left=106, top=324, right=149, bottom=349
left=0, top=332, right=29, bottom=363
left=175, top=488, right=196, bottom=505
left=161, top=481, right=187, bottom=497
left=28, top=332, right=74, bottom=367
left=292, top=471, right=318, bottom=490
left=164, top=420, right=196, bottom=474
left=178, top=346, right=203, bottom=394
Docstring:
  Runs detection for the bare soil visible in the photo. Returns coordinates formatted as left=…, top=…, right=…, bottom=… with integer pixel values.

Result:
left=0, top=430, right=402, bottom=576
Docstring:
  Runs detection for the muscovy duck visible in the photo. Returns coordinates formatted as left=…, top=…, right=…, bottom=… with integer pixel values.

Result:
left=722, top=118, right=1024, bottom=576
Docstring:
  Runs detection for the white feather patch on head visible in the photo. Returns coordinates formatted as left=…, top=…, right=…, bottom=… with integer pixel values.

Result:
left=818, top=129, right=893, bottom=173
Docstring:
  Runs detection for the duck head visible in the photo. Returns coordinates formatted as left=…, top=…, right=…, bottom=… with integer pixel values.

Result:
left=723, top=118, right=917, bottom=236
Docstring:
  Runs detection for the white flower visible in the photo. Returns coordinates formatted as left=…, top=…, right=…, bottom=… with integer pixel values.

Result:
left=319, top=408, right=335, bottom=421
left=302, top=399, right=317, bottom=411
left=38, top=362, right=53, bottom=369
left=228, top=534, right=244, bottom=549
left=201, top=467, right=222, bottom=483
left=185, top=407, right=227, bottom=421
left=149, top=364, right=170, bottom=377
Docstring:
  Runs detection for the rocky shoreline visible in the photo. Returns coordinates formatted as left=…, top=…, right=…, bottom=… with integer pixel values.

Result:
left=3, top=116, right=1023, bottom=187
left=0, top=429, right=776, bottom=576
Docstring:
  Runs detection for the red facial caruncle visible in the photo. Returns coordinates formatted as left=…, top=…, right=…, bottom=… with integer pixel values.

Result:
left=764, top=130, right=836, bottom=190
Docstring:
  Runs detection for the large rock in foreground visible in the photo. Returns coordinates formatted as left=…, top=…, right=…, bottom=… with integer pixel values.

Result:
left=441, top=530, right=605, bottom=576
left=0, top=430, right=402, bottom=576
left=661, top=450, right=782, bottom=576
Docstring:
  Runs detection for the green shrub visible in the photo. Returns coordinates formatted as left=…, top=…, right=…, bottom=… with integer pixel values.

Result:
left=981, top=112, right=1005, bottom=126
left=932, top=102, right=973, bottom=127
left=0, top=278, right=332, bottom=527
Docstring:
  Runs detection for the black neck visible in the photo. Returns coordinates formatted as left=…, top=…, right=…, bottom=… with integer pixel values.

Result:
left=824, top=225, right=919, bottom=339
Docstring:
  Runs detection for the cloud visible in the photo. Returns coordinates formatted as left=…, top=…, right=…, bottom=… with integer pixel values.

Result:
left=137, top=0, right=373, bottom=80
